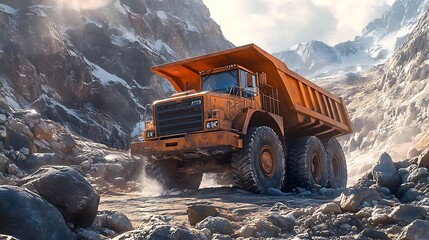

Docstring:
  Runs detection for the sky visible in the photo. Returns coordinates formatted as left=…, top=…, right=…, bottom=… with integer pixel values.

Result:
left=203, top=0, right=396, bottom=53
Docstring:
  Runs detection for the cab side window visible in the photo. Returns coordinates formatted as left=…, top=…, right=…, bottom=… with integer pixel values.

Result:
left=240, top=70, right=257, bottom=99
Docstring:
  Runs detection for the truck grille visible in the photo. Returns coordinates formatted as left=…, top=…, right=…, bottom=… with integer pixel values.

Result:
left=155, top=97, right=204, bottom=137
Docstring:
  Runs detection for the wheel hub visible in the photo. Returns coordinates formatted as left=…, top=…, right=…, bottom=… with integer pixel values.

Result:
left=260, top=145, right=275, bottom=178
left=311, top=153, right=322, bottom=182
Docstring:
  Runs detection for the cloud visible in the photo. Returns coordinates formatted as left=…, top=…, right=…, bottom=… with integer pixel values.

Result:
left=203, top=0, right=393, bottom=52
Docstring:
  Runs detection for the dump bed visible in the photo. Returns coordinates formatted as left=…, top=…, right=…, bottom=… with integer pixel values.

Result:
left=152, top=44, right=353, bottom=139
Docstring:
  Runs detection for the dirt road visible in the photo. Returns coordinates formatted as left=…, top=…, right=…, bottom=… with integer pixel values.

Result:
left=99, top=187, right=338, bottom=229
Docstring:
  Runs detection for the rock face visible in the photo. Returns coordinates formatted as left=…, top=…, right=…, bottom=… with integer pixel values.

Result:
left=372, top=153, right=401, bottom=194
left=0, top=186, right=75, bottom=240
left=19, top=166, right=100, bottom=228
left=0, top=0, right=233, bottom=148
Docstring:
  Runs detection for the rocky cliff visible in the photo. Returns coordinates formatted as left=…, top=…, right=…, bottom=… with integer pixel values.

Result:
left=0, top=0, right=233, bottom=148
left=319, top=10, right=429, bottom=183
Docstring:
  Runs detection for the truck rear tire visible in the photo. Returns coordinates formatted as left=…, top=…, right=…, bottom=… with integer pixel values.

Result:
left=145, top=159, right=203, bottom=190
left=232, top=126, right=285, bottom=193
left=323, top=139, right=347, bottom=188
left=287, top=136, right=328, bottom=189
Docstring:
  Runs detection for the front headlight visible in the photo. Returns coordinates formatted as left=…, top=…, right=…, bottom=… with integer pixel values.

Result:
left=206, top=120, right=219, bottom=129
left=145, top=130, right=156, bottom=138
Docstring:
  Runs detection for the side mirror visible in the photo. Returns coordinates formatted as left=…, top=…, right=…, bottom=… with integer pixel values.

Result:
left=246, top=74, right=254, bottom=87
left=258, top=72, right=267, bottom=85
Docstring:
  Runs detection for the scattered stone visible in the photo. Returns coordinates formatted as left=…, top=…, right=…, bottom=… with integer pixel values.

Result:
left=0, top=186, right=75, bottom=240
left=334, top=188, right=382, bottom=212
left=19, top=147, right=30, bottom=156
left=316, top=202, right=342, bottom=214
left=188, top=205, right=219, bottom=226
left=267, top=213, right=296, bottom=232
left=401, top=189, right=420, bottom=203
left=397, top=220, right=429, bottom=240
left=113, top=226, right=207, bottom=240
left=359, top=228, right=390, bottom=240
left=74, top=228, right=106, bottom=240
left=372, top=153, right=401, bottom=194
left=234, top=225, right=257, bottom=238
left=389, top=205, right=425, bottom=224
left=80, top=160, right=92, bottom=170
left=19, top=166, right=100, bottom=228
left=18, top=153, right=63, bottom=173
left=211, top=234, right=233, bottom=240
left=111, top=177, right=128, bottom=189
left=195, top=217, right=234, bottom=235
left=418, top=149, right=429, bottom=169
left=0, top=114, right=6, bottom=124
left=93, top=210, right=134, bottom=234
left=408, top=167, right=429, bottom=183
left=7, top=163, right=19, bottom=175
left=251, top=218, right=281, bottom=238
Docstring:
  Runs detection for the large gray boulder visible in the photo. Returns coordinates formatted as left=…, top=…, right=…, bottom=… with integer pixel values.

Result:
left=19, top=166, right=100, bottom=228
left=0, top=185, right=75, bottom=240
left=372, top=153, right=401, bottom=194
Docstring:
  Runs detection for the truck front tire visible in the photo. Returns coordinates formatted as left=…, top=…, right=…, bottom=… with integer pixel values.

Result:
left=145, top=159, right=203, bottom=190
left=232, top=126, right=285, bottom=193
left=323, top=139, right=347, bottom=188
left=287, top=136, right=328, bottom=189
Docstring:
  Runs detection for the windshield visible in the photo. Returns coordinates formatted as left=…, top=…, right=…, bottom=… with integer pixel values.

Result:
left=201, top=70, right=238, bottom=93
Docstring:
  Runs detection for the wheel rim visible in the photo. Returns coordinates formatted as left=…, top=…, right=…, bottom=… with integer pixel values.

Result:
left=311, top=153, right=322, bottom=182
left=260, top=145, right=275, bottom=178
left=332, top=155, right=340, bottom=181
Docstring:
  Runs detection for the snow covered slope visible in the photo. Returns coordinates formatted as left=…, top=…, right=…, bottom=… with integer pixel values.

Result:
left=275, top=0, right=429, bottom=79
left=319, top=10, right=429, bottom=183
left=0, top=0, right=233, bottom=148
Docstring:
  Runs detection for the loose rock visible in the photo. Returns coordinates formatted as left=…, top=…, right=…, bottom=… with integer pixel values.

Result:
left=0, top=186, right=75, bottom=240
left=334, top=187, right=381, bottom=212
left=397, top=220, right=429, bottom=240
left=93, top=210, right=134, bottom=234
left=372, top=153, right=401, bottom=194
left=19, top=166, right=100, bottom=228
left=195, top=217, right=234, bottom=235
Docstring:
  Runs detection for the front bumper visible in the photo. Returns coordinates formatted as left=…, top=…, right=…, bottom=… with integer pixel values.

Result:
left=130, top=131, right=242, bottom=157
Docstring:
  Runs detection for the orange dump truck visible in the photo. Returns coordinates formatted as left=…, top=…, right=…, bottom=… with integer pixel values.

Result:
left=131, top=44, right=352, bottom=193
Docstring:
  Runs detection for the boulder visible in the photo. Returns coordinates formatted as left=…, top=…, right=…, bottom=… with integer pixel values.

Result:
left=397, top=220, right=429, bottom=240
left=74, top=228, right=105, bottom=240
left=195, top=217, right=234, bottom=235
left=32, top=121, right=55, bottom=141
left=389, top=205, right=425, bottom=224
left=418, top=149, right=429, bottom=169
left=359, top=228, right=390, bottom=240
left=211, top=234, right=233, bottom=240
left=0, top=126, right=7, bottom=139
left=111, top=177, right=128, bottom=189
left=401, top=189, right=420, bottom=203
left=266, top=213, right=295, bottom=232
left=251, top=219, right=281, bottom=238
left=0, top=186, right=75, bottom=240
left=407, top=167, right=429, bottom=183
left=334, top=188, right=382, bottom=212
left=113, top=226, right=207, bottom=240
left=93, top=210, right=134, bottom=234
left=0, top=113, right=6, bottom=124
left=17, top=153, right=64, bottom=173
left=19, top=166, right=100, bottom=228
left=372, top=153, right=401, bottom=194
left=6, top=121, right=33, bottom=151
left=188, top=205, right=219, bottom=226
left=316, top=202, right=342, bottom=214
left=0, top=153, right=11, bottom=172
